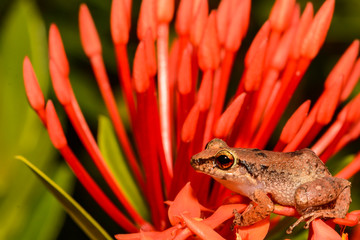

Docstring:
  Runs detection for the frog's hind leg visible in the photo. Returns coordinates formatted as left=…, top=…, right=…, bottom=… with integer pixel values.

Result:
left=287, top=177, right=351, bottom=234
left=287, top=186, right=351, bottom=234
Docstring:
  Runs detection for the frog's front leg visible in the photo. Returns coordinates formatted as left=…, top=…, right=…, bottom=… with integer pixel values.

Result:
left=287, top=177, right=351, bottom=234
left=232, top=189, right=274, bottom=228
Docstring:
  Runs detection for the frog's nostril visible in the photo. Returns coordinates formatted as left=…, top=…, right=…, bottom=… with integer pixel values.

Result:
left=190, top=158, right=199, bottom=167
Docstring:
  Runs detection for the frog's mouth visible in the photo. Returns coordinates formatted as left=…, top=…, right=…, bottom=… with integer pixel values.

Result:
left=190, top=157, right=206, bottom=170
left=190, top=157, right=202, bottom=169
left=190, top=157, right=238, bottom=184
left=190, top=157, right=217, bottom=175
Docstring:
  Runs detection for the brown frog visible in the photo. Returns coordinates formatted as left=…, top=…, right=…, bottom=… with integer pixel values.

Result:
left=190, top=138, right=351, bottom=234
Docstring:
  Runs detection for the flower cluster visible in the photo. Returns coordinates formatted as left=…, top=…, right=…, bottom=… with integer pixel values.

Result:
left=23, top=0, right=360, bottom=239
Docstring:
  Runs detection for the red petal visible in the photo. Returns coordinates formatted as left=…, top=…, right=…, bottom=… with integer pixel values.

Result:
left=332, top=212, right=359, bottom=227
left=216, top=0, right=231, bottom=46
left=271, top=23, right=297, bottom=70
left=49, top=59, right=72, bottom=105
left=225, top=0, right=250, bottom=51
left=181, top=104, right=200, bottom=142
left=133, top=41, right=150, bottom=92
left=79, top=4, right=102, bottom=57
left=290, top=2, right=313, bottom=59
left=236, top=217, right=270, bottom=240
left=341, top=58, right=360, bottom=101
left=273, top=205, right=298, bottom=217
left=143, top=29, right=157, bottom=77
left=137, top=0, right=157, bottom=40
left=48, top=24, right=69, bottom=77
left=189, top=0, right=208, bottom=46
left=168, top=182, right=201, bottom=226
left=181, top=213, right=225, bottom=240
left=311, top=119, right=343, bottom=156
left=203, top=204, right=247, bottom=228
left=244, top=37, right=267, bottom=91
left=110, top=0, right=130, bottom=44
left=301, top=0, right=335, bottom=59
left=23, top=57, right=45, bottom=112
left=316, top=77, right=343, bottom=125
left=115, top=233, right=142, bottom=240
left=45, top=100, right=67, bottom=149
left=214, top=93, right=246, bottom=138
left=157, top=0, right=174, bottom=23
left=311, top=219, right=342, bottom=240
left=177, top=44, right=192, bottom=94
left=198, top=10, right=220, bottom=70
left=239, top=0, right=251, bottom=40
left=115, top=226, right=181, bottom=240
left=217, top=0, right=251, bottom=51
left=175, top=0, right=193, bottom=36
left=140, top=231, right=152, bottom=240
left=279, top=100, right=311, bottom=144
left=346, top=93, right=360, bottom=123
left=325, top=40, right=359, bottom=90
left=269, top=0, right=296, bottom=32
left=245, top=21, right=270, bottom=67
left=197, top=71, right=213, bottom=111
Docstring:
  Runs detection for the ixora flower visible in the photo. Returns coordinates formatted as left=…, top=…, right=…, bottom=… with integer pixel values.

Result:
left=22, top=0, right=360, bottom=239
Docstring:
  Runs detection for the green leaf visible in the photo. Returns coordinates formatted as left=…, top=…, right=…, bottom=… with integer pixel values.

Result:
left=0, top=0, right=49, bottom=154
left=0, top=1, right=69, bottom=239
left=97, top=115, right=149, bottom=220
left=328, top=154, right=354, bottom=175
left=20, top=163, right=75, bottom=240
left=17, top=156, right=112, bottom=240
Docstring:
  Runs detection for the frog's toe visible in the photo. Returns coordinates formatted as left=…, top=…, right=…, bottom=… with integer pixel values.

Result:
left=230, top=221, right=238, bottom=231
left=304, top=215, right=317, bottom=229
left=287, top=217, right=305, bottom=234
left=288, top=212, right=324, bottom=233
left=232, top=209, right=242, bottom=222
left=232, top=209, right=239, bottom=215
left=286, top=226, right=294, bottom=234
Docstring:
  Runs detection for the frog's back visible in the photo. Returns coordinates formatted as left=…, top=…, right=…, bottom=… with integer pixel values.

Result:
left=236, top=148, right=331, bottom=206
left=263, top=148, right=330, bottom=179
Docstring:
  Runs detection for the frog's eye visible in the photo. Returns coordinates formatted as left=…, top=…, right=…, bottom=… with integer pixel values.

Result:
left=215, top=150, right=235, bottom=170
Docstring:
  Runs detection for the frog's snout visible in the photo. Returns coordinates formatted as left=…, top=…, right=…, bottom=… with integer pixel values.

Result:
left=190, top=157, right=199, bottom=169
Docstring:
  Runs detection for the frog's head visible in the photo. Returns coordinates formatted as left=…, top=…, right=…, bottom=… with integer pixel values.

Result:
left=191, top=138, right=259, bottom=195
left=190, top=138, right=239, bottom=180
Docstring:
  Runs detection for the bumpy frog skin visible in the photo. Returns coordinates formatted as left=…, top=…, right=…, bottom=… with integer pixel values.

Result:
left=190, top=138, right=351, bottom=234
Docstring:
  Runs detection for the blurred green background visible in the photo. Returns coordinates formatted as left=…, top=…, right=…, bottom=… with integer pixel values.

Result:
left=0, top=0, right=359, bottom=239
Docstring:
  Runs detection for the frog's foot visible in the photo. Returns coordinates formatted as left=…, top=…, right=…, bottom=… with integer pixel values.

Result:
left=231, top=203, right=256, bottom=230
left=286, top=216, right=304, bottom=234
left=286, top=210, right=338, bottom=234
left=231, top=209, right=243, bottom=230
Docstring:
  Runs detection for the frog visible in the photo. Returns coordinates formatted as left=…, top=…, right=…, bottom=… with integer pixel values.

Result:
left=190, top=138, right=351, bottom=234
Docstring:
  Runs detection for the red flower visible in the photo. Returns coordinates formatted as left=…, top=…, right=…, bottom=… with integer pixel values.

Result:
left=23, top=0, right=360, bottom=239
